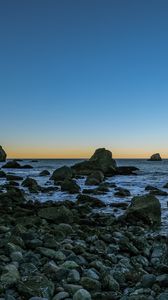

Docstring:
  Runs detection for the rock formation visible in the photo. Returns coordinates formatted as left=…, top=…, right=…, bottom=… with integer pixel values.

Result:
left=125, top=194, right=161, bottom=225
left=72, top=148, right=117, bottom=176
left=148, top=153, right=162, bottom=161
left=0, top=146, right=7, bottom=162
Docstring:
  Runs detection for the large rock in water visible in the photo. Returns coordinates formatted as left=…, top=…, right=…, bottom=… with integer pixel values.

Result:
left=50, top=166, right=74, bottom=181
left=72, top=148, right=117, bottom=176
left=125, top=194, right=161, bottom=226
left=0, top=145, right=7, bottom=162
left=148, top=153, right=162, bottom=161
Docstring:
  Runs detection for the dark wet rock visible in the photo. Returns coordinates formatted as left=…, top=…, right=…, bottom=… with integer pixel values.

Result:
left=116, top=166, right=139, bottom=175
left=22, top=177, right=40, bottom=193
left=110, top=202, right=129, bottom=209
left=85, top=171, right=104, bottom=185
left=0, top=187, right=25, bottom=208
left=73, top=288, right=91, bottom=300
left=145, top=185, right=159, bottom=191
left=141, top=274, right=156, bottom=288
left=81, top=277, right=101, bottom=292
left=0, top=145, right=7, bottom=162
left=21, top=164, right=33, bottom=169
left=6, top=174, right=23, bottom=181
left=0, top=170, right=6, bottom=178
left=114, top=187, right=131, bottom=197
left=72, top=148, right=117, bottom=176
left=76, top=194, right=106, bottom=208
left=17, top=275, right=55, bottom=298
left=50, top=166, right=74, bottom=181
left=145, top=185, right=167, bottom=195
left=163, top=183, right=168, bottom=189
left=148, top=153, right=162, bottom=161
left=156, top=274, right=168, bottom=287
left=125, top=194, right=161, bottom=226
left=39, top=170, right=50, bottom=176
left=158, top=293, right=168, bottom=300
left=0, top=263, right=20, bottom=288
left=2, top=160, right=22, bottom=169
left=2, top=160, right=33, bottom=169
left=38, top=206, right=73, bottom=223
left=31, top=160, right=38, bottom=162
left=61, top=179, right=80, bottom=194
left=149, top=189, right=167, bottom=196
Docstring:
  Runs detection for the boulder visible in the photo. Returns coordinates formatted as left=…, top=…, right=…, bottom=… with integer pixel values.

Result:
left=38, top=206, right=73, bottom=223
left=2, top=160, right=33, bottom=169
left=17, top=275, right=54, bottom=298
left=72, top=148, right=117, bottom=176
left=2, top=160, right=21, bottom=168
left=0, top=170, right=6, bottom=178
left=148, top=153, right=162, bottom=161
left=39, top=170, right=50, bottom=176
left=61, top=179, right=80, bottom=194
left=115, top=166, right=139, bottom=175
left=85, top=171, right=104, bottom=185
left=76, top=194, right=106, bottom=208
left=50, top=166, right=74, bottom=181
left=22, top=177, right=40, bottom=193
left=114, top=187, right=131, bottom=197
left=0, top=145, right=7, bottom=162
left=125, top=194, right=161, bottom=226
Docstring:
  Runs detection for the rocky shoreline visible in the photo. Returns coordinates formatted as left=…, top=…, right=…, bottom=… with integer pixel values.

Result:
left=0, top=148, right=168, bottom=299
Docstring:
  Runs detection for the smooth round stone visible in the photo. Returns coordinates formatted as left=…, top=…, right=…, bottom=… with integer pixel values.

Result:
left=29, top=298, right=48, bottom=300
left=158, top=293, right=168, bottom=300
left=67, top=270, right=80, bottom=283
left=52, top=292, right=69, bottom=300
left=29, top=297, right=48, bottom=300
left=141, top=274, right=156, bottom=288
left=73, top=289, right=91, bottom=300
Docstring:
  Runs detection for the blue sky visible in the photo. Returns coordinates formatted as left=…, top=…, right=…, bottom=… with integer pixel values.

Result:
left=0, top=0, right=168, bottom=158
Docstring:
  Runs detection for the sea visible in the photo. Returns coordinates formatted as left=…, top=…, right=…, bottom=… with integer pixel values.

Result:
left=0, top=158, right=168, bottom=233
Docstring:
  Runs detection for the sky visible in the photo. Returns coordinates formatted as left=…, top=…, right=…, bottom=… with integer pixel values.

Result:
left=0, top=0, right=168, bottom=158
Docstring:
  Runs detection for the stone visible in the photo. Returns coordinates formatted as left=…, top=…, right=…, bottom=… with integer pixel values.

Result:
left=148, top=153, right=162, bottom=161
left=2, top=160, right=21, bottom=169
left=0, top=263, right=20, bottom=288
left=72, top=148, right=117, bottom=176
left=116, top=166, right=139, bottom=175
left=141, top=274, right=156, bottom=288
left=38, top=206, right=73, bottom=223
left=6, top=174, right=23, bottom=181
left=22, top=177, right=40, bottom=193
left=114, top=187, right=131, bottom=197
left=85, top=171, right=104, bottom=185
left=50, top=166, right=74, bottom=181
left=0, top=170, right=6, bottom=178
left=157, top=274, right=168, bottom=287
left=80, top=277, right=101, bottom=291
left=67, top=270, right=80, bottom=283
left=39, top=170, right=50, bottom=176
left=2, top=160, right=33, bottom=169
left=125, top=194, right=161, bottom=225
left=73, top=289, right=91, bottom=300
left=61, top=179, right=80, bottom=194
left=76, top=194, right=106, bottom=207
left=158, top=293, right=168, bottom=300
left=53, top=292, right=69, bottom=300
left=17, top=275, right=54, bottom=298
left=0, top=145, right=7, bottom=162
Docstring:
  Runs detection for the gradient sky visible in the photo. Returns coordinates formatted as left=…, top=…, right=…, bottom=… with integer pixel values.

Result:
left=1, top=0, right=168, bottom=158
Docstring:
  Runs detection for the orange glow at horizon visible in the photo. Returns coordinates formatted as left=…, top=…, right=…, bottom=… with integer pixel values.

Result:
left=6, top=147, right=168, bottom=159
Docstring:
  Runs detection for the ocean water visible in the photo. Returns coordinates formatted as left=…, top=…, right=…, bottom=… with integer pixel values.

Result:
left=0, top=158, right=168, bottom=232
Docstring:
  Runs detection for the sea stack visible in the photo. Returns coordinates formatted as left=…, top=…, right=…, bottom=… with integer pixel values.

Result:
left=72, top=147, right=117, bottom=176
left=148, top=153, right=162, bottom=161
left=0, top=146, right=7, bottom=162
